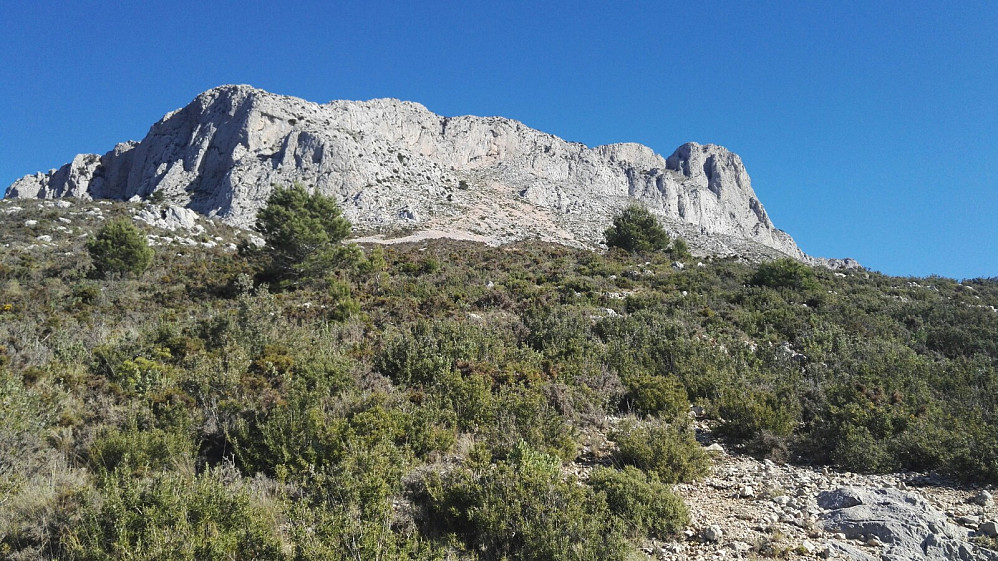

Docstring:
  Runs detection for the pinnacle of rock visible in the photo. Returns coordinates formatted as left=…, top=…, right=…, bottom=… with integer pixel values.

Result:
left=5, top=84, right=809, bottom=260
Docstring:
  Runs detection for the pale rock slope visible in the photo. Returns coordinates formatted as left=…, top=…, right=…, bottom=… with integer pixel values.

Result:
left=7, top=85, right=817, bottom=261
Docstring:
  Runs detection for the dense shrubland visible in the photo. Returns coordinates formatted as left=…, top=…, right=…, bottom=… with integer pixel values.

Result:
left=1, top=197, right=997, bottom=559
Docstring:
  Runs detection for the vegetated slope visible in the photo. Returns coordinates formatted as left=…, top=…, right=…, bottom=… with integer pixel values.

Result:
left=1, top=199, right=996, bottom=560
left=5, top=84, right=818, bottom=263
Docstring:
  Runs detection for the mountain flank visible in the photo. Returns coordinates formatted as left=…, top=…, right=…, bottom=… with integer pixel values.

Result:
left=0, top=199, right=995, bottom=560
left=5, top=85, right=850, bottom=265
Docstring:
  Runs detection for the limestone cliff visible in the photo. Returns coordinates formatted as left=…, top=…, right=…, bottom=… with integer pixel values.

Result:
left=6, top=85, right=808, bottom=260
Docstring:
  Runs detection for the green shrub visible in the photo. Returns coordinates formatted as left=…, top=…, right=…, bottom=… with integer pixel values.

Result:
left=716, top=388, right=799, bottom=459
left=670, top=237, right=692, bottom=261
left=375, top=320, right=502, bottom=387
left=622, top=373, right=689, bottom=418
left=87, top=426, right=194, bottom=477
left=831, top=424, right=898, bottom=473
left=227, top=392, right=453, bottom=478
left=588, top=465, right=689, bottom=539
left=66, top=468, right=285, bottom=560
left=750, top=258, right=816, bottom=290
left=487, top=385, right=578, bottom=462
left=605, top=204, right=670, bottom=253
left=287, top=438, right=441, bottom=561
left=425, top=441, right=630, bottom=561
left=87, top=219, right=154, bottom=278
left=325, top=277, right=359, bottom=320
left=611, top=419, right=710, bottom=483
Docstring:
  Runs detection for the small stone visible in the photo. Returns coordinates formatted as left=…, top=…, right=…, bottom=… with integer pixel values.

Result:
left=980, top=521, right=998, bottom=537
left=703, top=525, right=723, bottom=542
left=24, top=219, right=37, bottom=227
left=663, top=542, right=685, bottom=554
left=800, top=540, right=816, bottom=554
left=739, top=485, right=755, bottom=498
left=958, top=514, right=981, bottom=527
left=773, top=495, right=791, bottom=506
left=728, top=541, right=751, bottom=553
left=704, top=443, right=724, bottom=454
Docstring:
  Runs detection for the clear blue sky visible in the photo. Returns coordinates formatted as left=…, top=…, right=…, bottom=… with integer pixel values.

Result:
left=2, top=1, right=995, bottom=279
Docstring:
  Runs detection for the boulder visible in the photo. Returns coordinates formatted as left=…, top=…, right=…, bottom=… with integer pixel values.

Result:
left=702, top=525, right=723, bottom=542
left=972, top=490, right=995, bottom=507
left=818, top=487, right=998, bottom=561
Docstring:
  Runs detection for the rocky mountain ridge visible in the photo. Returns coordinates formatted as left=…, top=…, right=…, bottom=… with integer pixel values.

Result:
left=5, top=85, right=846, bottom=264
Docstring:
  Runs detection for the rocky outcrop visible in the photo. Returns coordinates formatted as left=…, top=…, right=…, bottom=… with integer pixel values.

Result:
left=818, top=487, right=998, bottom=561
left=662, top=434, right=998, bottom=561
left=6, top=84, right=810, bottom=260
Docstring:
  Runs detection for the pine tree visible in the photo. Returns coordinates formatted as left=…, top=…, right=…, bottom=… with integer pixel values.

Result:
left=255, top=183, right=354, bottom=285
left=605, top=204, right=670, bottom=253
left=87, top=219, right=154, bottom=278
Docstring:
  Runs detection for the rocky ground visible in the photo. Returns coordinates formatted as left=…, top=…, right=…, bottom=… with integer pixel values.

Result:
left=638, top=422, right=998, bottom=561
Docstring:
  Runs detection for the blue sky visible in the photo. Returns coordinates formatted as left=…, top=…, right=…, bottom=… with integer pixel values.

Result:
left=2, top=1, right=995, bottom=279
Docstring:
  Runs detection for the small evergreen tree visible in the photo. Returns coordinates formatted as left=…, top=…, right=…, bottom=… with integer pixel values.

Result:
left=670, top=237, right=692, bottom=261
left=87, top=219, right=154, bottom=278
left=750, top=258, right=816, bottom=290
left=254, top=183, right=354, bottom=286
left=605, top=204, right=670, bottom=253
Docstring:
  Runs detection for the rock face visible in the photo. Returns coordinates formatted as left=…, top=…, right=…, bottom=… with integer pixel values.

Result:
left=818, top=487, right=998, bottom=561
left=6, top=84, right=807, bottom=260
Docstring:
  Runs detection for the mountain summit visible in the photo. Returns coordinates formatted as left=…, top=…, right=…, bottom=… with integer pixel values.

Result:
left=6, top=85, right=809, bottom=260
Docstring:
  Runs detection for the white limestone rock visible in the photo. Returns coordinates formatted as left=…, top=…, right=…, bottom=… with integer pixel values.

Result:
left=818, top=486, right=998, bottom=561
left=133, top=204, right=204, bottom=233
left=5, top=84, right=830, bottom=262
left=703, top=524, right=724, bottom=542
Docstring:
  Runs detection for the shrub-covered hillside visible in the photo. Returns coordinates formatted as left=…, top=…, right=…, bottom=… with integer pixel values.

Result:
left=1, top=197, right=996, bottom=560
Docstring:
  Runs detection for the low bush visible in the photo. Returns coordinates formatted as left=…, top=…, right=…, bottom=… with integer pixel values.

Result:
left=87, top=426, right=195, bottom=477
left=66, top=468, right=285, bottom=560
left=621, top=372, right=689, bottom=418
left=716, top=387, right=799, bottom=459
left=611, top=419, right=711, bottom=483
left=588, top=465, right=689, bottom=539
left=425, top=441, right=630, bottom=561
left=750, top=258, right=816, bottom=290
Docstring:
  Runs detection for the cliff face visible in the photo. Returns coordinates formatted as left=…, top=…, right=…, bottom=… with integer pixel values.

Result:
left=6, top=85, right=805, bottom=259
